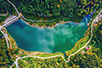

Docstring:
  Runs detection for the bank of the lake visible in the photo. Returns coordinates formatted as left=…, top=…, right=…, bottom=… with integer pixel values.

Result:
left=6, top=13, right=92, bottom=54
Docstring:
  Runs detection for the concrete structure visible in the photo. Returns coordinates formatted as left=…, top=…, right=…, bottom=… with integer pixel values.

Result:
left=3, top=15, right=18, bottom=27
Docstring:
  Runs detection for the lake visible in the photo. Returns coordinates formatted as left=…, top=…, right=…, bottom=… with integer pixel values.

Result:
left=6, top=13, right=92, bottom=54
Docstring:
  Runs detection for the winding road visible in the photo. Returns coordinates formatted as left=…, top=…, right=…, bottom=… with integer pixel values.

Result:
left=13, top=9, right=102, bottom=68
left=7, top=0, right=20, bottom=16
left=0, top=0, right=101, bottom=68
left=7, top=0, right=56, bottom=22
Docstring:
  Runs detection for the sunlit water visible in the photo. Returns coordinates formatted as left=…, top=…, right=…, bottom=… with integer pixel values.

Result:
left=6, top=14, right=92, bottom=54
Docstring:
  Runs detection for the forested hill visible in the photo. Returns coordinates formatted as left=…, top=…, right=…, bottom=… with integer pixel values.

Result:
left=10, top=0, right=101, bottom=22
left=0, top=0, right=102, bottom=23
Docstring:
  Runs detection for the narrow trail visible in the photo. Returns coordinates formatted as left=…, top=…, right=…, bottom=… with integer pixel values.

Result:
left=0, top=11, right=8, bottom=16
left=21, top=15, right=56, bottom=22
left=7, top=0, right=56, bottom=22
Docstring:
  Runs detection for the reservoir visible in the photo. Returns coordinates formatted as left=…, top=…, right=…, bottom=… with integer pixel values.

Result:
left=6, top=13, right=92, bottom=54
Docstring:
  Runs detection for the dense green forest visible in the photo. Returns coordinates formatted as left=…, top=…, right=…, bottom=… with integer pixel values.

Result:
left=11, top=0, right=101, bottom=23
left=0, top=0, right=12, bottom=23
left=92, top=22, right=102, bottom=47
left=0, top=0, right=102, bottom=26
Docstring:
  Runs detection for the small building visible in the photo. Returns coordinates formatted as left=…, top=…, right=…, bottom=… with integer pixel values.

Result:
left=81, top=50, right=85, bottom=54
left=99, top=23, right=101, bottom=25
left=19, top=12, right=22, bottom=16
left=85, top=47, right=89, bottom=50
left=95, top=19, right=99, bottom=22
left=93, top=23, right=97, bottom=26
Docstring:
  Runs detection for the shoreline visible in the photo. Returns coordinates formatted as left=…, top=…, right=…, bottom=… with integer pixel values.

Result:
left=5, top=16, right=90, bottom=55
left=65, top=36, right=88, bottom=56
left=20, top=17, right=79, bottom=28
left=5, top=18, right=88, bottom=56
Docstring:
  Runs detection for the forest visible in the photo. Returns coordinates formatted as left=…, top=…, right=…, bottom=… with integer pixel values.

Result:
left=0, top=0, right=102, bottom=68
left=0, top=0, right=102, bottom=26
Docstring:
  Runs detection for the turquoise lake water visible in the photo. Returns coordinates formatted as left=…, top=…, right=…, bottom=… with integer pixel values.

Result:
left=6, top=14, right=92, bottom=54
